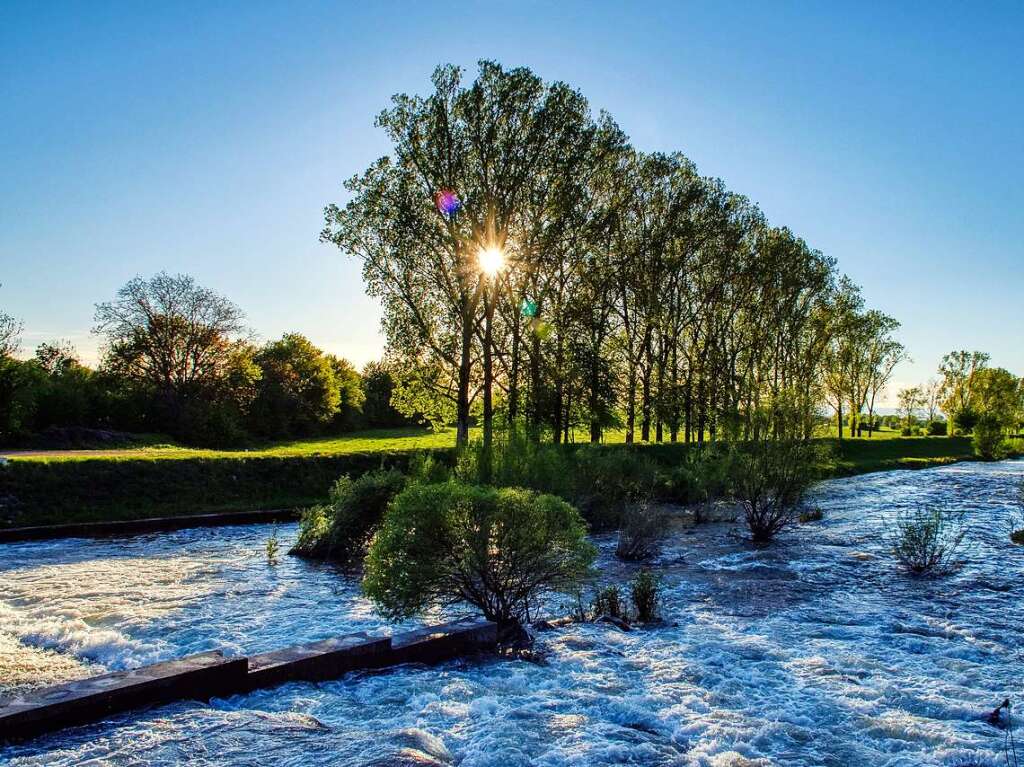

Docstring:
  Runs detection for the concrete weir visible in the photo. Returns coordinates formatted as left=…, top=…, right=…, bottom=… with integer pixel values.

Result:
left=0, top=617, right=497, bottom=743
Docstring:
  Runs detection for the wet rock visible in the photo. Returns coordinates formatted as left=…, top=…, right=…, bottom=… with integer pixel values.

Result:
left=391, top=729, right=452, bottom=763
left=595, top=614, right=632, bottom=632
left=362, top=749, right=448, bottom=767
left=986, top=698, right=1011, bottom=728
left=532, top=616, right=575, bottom=632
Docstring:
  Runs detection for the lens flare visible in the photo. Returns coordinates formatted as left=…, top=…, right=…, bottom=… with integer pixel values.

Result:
left=434, top=189, right=461, bottom=216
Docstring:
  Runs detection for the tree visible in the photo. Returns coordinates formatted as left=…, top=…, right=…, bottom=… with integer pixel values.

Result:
left=251, top=334, right=340, bottom=436
left=328, top=355, right=365, bottom=430
left=93, top=272, right=247, bottom=432
left=361, top=361, right=413, bottom=427
left=938, top=350, right=989, bottom=434
left=973, top=367, right=1019, bottom=430
left=922, top=377, right=943, bottom=423
left=363, top=480, right=596, bottom=627
left=897, top=386, right=923, bottom=430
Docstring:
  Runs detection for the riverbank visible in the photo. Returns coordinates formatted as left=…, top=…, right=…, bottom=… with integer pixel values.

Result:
left=0, top=435, right=1002, bottom=530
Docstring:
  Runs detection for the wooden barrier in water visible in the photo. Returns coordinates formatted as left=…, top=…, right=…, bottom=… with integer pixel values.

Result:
left=0, top=617, right=497, bottom=743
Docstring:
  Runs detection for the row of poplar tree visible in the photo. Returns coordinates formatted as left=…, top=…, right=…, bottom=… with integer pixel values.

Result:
left=324, top=61, right=905, bottom=447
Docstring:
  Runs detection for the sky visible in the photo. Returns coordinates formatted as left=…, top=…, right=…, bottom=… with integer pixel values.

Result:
left=1, top=1, right=1021, bottom=405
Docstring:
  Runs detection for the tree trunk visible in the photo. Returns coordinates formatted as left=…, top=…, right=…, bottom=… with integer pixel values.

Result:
left=456, top=305, right=473, bottom=447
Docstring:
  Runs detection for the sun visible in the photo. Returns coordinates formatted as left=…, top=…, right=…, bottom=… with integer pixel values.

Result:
left=477, top=246, right=506, bottom=278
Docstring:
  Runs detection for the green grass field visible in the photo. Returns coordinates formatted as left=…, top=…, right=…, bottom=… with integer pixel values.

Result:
left=0, top=427, right=460, bottom=462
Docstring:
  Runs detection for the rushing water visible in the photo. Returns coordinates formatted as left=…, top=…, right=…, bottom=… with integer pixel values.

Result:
left=2, top=460, right=1023, bottom=766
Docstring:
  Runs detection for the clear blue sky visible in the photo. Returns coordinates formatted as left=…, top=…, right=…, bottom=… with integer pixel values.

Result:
left=2, top=1, right=1021, bottom=404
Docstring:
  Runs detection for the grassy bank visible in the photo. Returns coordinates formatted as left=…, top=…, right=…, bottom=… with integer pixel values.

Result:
left=0, top=432, right=1013, bottom=529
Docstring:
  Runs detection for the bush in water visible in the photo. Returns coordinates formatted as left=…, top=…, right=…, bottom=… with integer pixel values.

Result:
left=615, top=502, right=667, bottom=561
left=1010, top=479, right=1024, bottom=546
left=728, top=439, right=820, bottom=543
left=889, top=506, right=966, bottom=575
left=592, top=585, right=627, bottom=621
left=290, top=468, right=407, bottom=562
left=572, top=447, right=657, bottom=530
left=363, top=480, right=596, bottom=627
left=630, top=570, right=661, bottom=623
left=265, top=525, right=280, bottom=565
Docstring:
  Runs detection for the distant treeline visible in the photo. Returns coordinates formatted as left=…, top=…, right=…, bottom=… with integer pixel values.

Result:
left=0, top=273, right=414, bottom=447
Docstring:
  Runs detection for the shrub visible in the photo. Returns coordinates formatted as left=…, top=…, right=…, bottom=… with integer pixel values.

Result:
left=655, top=464, right=699, bottom=505
left=290, top=468, right=407, bottom=562
left=728, top=439, right=820, bottom=542
left=265, top=525, right=280, bottom=565
left=973, top=414, right=1008, bottom=460
left=456, top=431, right=572, bottom=498
left=630, top=571, right=661, bottom=623
left=1010, top=479, right=1024, bottom=546
left=927, top=420, right=947, bottom=436
left=615, top=502, right=667, bottom=561
left=900, top=427, right=912, bottom=437
left=953, top=408, right=979, bottom=434
left=572, top=448, right=657, bottom=530
left=363, top=481, right=596, bottom=626
left=889, top=506, right=966, bottom=575
left=592, top=585, right=627, bottom=621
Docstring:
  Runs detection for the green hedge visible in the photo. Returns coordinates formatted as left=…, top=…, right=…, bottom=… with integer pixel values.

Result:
left=0, top=449, right=454, bottom=528
left=0, top=436, right=997, bottom=529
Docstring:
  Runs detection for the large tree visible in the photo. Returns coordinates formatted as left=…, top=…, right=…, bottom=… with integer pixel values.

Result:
left=93, top=272, right=247, bottom=429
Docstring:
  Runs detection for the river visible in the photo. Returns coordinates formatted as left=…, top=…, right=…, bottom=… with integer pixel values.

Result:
left=1, top=459, right=1022, bottom=766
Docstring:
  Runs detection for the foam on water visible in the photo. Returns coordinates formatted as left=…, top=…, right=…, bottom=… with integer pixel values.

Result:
left=2, top=459, right=1023, bottom=766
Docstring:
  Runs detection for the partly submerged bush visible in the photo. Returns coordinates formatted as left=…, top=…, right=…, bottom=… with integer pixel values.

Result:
left=630, top=570, right=661, bottom=623
left=363, top=480, right=596, bottom=626
left=290, top=468, right=407, bottom=562
left=592, top=585, right=627, bottom=621
left=615, top=502, right=667, bottom=561
left=1010, top=479, right=1024, bottom=546
left=572, top=448, right=657, bottom=530
left=728, top=439, right=820, bottom=543
left=889, top=506, right=966, bottom=575
left=973, top=414, right=1008, bottom=461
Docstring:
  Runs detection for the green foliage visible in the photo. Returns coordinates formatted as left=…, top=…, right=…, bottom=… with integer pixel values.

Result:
left=953, top=407, right=980, bottom=434
left=592, top=585, right=627, bottom=621
left=889, top=506, right=966, bottom=575
left=0, top=449, right=444, bottom=528
left=927, top=420, right=947, bottom=436
left=615, top=502, right=666, bottom=561
left=362, top=480, right=596, bottom=625
left=629, top=570, right=661, bottom=623
left=972, top=413, right=1008, bottom=460
left=572, top=447, right=657, bottom=530
left=728, top=439, right=821, bottom=542
left=455, top=431, right=572, bottom=498
left=265, top=525, right=280, bottom=565
left=251, top=334, right=341, bottom=437
left=329, top=356, right=365, bottom=431
left=290, top=468, right=407, bottom=562
left=361, top=361, right=413, bottom=428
